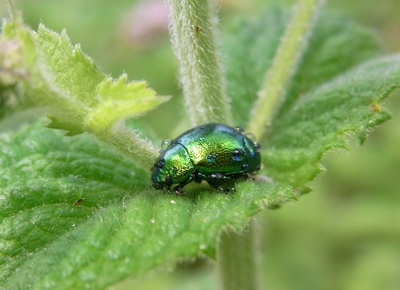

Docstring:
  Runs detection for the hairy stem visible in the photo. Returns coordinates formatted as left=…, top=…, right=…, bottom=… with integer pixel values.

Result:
left=248, top=0, right=325, bottom=139
left=166, top=0, right=231, bottom=126
left=217, top=220, right=261, bottom=290
left=93, top=123, right=159, bottom=169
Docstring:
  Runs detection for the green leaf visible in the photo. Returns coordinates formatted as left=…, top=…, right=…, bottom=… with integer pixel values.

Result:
left=224, top=5, right=398, bottom=187
left=224, top=6, right=381, bottom=126
left=264, top=54, right=399, bottom=186
left=0, top=123, right=148, bottom=285
left=34, top=24, right=169, bottom=136
left=87, top=75, right=164, bottom=134
left=279, top=11, right=381, bottom=117
left=0, top=123, right=299, bottom=289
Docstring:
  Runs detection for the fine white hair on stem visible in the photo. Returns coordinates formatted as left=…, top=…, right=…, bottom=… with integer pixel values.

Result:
left=166, top=0, right=232, bottom=126
left=248, top=0, right=325, bottom=139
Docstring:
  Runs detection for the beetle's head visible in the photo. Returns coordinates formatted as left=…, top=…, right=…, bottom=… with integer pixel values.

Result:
left=151, top=143, right=194, bottom=190
left=151, top=157, right=173, bottom=190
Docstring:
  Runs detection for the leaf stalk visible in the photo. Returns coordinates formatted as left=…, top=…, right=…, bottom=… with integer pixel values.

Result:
left=248, top=0, right=325, bottom=139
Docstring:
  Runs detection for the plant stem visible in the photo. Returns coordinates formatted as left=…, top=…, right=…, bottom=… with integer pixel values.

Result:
left=95, top=123, right=159, bottom=169
left=217, top=220, right=261, bottom=290
left=166, top=0, right=232, bottom=126
left=248, top=0, right=325, bottom=139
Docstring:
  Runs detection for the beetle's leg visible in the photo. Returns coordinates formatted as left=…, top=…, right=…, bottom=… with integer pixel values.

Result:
left=172, top=186, right=184, bottom=195
left=172, top=175, right=194, bottom=194
left=191, top=170, right=203, bottom=183
left=150, top=182, right=165, bottom=190
left=204, top=173, right=233, bottom=192
left=205, top=173, right=247, bottom=192
left=216, top=186, right=235, bottom=193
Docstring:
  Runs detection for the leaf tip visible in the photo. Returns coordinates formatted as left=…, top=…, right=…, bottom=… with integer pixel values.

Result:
left=46, top=114, right=83, bottom=136
left=370, top=102, right=381, bottom=113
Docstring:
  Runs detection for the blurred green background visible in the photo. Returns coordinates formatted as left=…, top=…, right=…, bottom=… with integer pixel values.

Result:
left=1, top=0, right=399, bottom=289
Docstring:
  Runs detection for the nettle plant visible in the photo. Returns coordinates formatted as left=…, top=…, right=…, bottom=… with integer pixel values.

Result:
left=1, top=0, right=399, bottom=289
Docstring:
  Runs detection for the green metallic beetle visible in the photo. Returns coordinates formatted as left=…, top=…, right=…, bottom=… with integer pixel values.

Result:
left=151, top=123, right=261, bottom=192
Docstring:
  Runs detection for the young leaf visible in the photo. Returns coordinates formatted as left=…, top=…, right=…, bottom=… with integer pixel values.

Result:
left=34, top=25, right=168, bottom=136
left=1, top=17, right=168, bottom=166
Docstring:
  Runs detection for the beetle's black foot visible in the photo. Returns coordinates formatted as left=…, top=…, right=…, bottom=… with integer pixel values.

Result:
left=253, top=174, right=274, bottom=183
left=216, top=186, right=235, bottom=193
left=172, top=185, right=185, bottom=195
left=206, top=173, right=238, bottom=193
